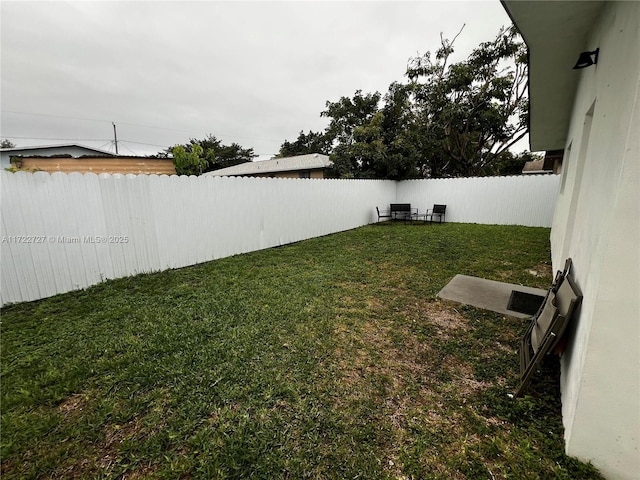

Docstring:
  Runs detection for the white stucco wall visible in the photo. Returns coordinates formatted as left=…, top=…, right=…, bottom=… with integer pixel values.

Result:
left=550, top=3, right=640, bottom=479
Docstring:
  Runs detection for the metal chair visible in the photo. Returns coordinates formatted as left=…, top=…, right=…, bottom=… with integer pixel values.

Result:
left=376, top=206, right=392, bottom=223
left=426, top=204, right=447, bottom=223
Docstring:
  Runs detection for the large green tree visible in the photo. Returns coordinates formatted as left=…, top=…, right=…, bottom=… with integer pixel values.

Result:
left=279, top=25, right=530, bottom=179
left=378, top=82, right=423, bottom=179
left=321, top=90, right=383, bottom=178
left=406, top=25, right=528, bottom=177
left=164, top=134, right=255, bottom=176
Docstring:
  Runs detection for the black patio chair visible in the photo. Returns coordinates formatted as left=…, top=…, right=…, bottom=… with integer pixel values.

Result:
left=426, top=204, right=447, bottom=223
left=376, top=206, right=392, bottom=223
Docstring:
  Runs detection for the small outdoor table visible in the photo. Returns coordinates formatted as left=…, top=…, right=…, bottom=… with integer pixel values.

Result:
left=410, top=213, right=429, bottom=224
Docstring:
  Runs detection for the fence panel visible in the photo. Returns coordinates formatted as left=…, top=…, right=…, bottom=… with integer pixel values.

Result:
left=397, top=175, right=560, bottom=227
left=1, top=172, right=396, bottom=305
left=1, top=172, right=558, bottom=306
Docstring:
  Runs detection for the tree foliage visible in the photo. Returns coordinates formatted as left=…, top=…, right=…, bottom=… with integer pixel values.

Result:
left=164, top=134, right=255, bottom=176
left=406, top=25, right=529, bottom=177
left=321, top=91, right=385, bottom=178
left=1, top=139, right=16, bottom=148
left=278, top=25, right=530, bottom=179
left=277, top=130, right=331, bottom=158
left=172, top=144, right=209, bottom=176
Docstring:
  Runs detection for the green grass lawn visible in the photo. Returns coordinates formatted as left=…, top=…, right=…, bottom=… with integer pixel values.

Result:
left=1, top=223, right=603, bottom=479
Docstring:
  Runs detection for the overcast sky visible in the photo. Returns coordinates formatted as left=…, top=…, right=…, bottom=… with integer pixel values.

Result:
left=1, top=1, right=516, bottom=160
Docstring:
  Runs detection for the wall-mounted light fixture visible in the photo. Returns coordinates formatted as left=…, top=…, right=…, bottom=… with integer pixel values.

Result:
left=573, top=48, right=599, bottom=69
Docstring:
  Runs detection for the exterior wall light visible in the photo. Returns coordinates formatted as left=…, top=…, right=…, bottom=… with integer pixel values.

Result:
left=573, top=48, right=599, bottom=69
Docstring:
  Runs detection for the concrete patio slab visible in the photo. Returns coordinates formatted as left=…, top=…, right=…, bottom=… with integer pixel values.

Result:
left=437, top=274, right=547, bottom=319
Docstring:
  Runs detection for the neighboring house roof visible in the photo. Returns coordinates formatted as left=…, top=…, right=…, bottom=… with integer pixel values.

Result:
left=205, top=153, right=332, bottom=177
left=501, top=1, right=605, bottom=151
left=0, top=143, right=115, bottom=156
left=522, top=159, right=547, bottom=174
left=522, top=151, right=561, bottom=174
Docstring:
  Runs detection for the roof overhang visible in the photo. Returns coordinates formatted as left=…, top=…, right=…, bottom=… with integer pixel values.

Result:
left=501, top=1, right=605, bottom=151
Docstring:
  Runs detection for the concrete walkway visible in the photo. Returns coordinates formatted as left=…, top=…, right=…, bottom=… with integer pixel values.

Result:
left=437, top=274, right=547, bottom=319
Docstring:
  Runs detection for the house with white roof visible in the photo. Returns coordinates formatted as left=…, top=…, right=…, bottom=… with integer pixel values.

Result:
left=204, top=153, right=332, bottom=179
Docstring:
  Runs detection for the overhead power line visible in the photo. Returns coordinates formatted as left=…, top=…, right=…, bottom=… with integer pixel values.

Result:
left=2, top=110, right=215, bottom=136
left=118, top=139, right=172, bottom=148
left=2, top=135, right=170, bottom=150
left=3, top=135, right=110, bottom=142
left=1, top=110, right=192, bottom=133
left=1, top=110, right=287, bottom=142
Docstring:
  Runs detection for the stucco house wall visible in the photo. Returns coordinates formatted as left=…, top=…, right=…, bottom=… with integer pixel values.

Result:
left=502, top=1, right=639, bottom=478
left=549, top=3, right=639, bottom=478
left=13, top=156, right=176, bottom=175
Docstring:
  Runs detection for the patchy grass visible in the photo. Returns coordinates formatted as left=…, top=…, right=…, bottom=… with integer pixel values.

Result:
left=1, top=223, right=602, bottom=479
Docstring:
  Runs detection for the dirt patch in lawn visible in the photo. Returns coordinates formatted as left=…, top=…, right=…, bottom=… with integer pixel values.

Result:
left=421, top=301, right=469, bottom=331
left=58, top=393, right=88, bottom=417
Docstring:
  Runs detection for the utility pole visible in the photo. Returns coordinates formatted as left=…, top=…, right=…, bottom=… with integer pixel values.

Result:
left=112, top=122, right=119, bottom=155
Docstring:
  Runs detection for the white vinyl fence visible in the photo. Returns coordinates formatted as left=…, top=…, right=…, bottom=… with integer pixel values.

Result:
left=0, top=171, right=559, bottom=306
left=398, top=175, right=560, bottom=227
